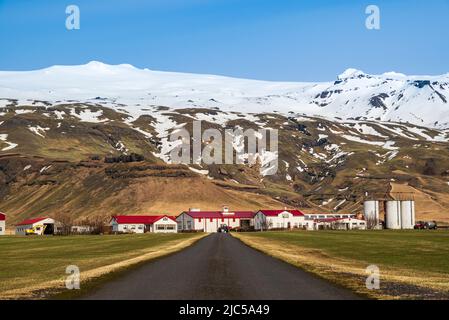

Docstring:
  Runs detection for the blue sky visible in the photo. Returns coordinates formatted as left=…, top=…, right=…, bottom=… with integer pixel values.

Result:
left=0, top=0, right=448, bottom=81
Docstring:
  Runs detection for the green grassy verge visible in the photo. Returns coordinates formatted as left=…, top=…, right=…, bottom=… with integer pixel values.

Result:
left=0, top=233, right=204, bottom=299
left=234, top=230, right=449, bottom=299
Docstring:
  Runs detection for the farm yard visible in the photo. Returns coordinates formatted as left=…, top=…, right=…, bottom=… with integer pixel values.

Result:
left=0, top=233, right=205, bottom=299
left=233, top=230, right=449, bottom=299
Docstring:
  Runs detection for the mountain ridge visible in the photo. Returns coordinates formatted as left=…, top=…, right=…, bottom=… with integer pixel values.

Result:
left=1, top=62, right=449, bottom=129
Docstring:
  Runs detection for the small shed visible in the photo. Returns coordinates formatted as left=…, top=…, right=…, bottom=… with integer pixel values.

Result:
left=111, top=215, right=178, bottom=233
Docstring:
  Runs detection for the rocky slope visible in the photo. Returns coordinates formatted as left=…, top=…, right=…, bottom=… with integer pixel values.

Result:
left=1, top=103, right=449, bottom=223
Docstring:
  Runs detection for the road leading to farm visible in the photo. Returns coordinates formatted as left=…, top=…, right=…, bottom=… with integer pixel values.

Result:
left=83, top=233, right=360, bottom=300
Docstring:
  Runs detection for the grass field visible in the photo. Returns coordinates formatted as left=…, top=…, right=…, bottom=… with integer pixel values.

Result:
left=233, top=230, right=449, bottom=299
left=0, top=233, right=205, bottom=299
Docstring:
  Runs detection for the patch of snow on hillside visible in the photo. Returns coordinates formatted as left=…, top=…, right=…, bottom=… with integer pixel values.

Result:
left=349, top=123, right=388, bottom=138
left=341, top=134, right=398, bottom=150
left=70, top=108, right=108, bottom=123
left=15, top=109, right=34, bottom=114
left=189, top=167, right=209, bottom=175
left=132, top=127, right=153, bottom=139
left=259, top=150, right=279, bottom=176
left=40, top=165, right=52, bottom=173
left=0, top=134, right=18, bottom=151
left=54, top=110, right=65, bottom=120
left=318, top=134, right=328, bottom=140
left=28, top=125, right=50, bottom=138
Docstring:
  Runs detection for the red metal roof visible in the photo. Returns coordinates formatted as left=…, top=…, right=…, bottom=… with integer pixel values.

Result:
left=112, top=215, right=176, bottom=224
left=313, top=217, right=356, bottom=223
left=258, top=210, right=305, bottom=217
left=183, top=211, right=255, bottom=219
left=16, top=217, right=48, bottom=226
left=0, top=212, right=5, bottom=221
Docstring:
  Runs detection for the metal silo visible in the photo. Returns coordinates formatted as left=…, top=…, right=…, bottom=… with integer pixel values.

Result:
left=400, top=200, right=415, bottom=229
left=386, top=201, right=402, bottom=229
left=363, top=200, right=380, bottom=225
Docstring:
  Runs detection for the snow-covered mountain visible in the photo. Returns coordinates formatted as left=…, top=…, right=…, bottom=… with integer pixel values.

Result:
left=0, top=61, right=448, bottom=128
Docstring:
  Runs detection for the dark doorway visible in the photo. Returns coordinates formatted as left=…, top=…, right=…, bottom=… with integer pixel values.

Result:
left=240, top=220, right=251, bottom=230
left=43, top=223, right=54, bottom=235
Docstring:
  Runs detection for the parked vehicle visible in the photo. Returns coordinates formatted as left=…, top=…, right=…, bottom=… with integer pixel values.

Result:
left=218, top=225, right=229, bottom=233
left=425, top=221, right=438, bottom=230
left=25, top=224, right=47, bottom=235
left=414, top=221, right=437, bottom=230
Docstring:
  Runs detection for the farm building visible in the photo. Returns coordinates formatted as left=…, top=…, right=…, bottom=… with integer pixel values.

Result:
left=303, top=213, right=358, bottom=230
left=111, top=215, right=177, bottom=233
left=15, top=217, right=62, bottom=235
left=304, top=213, right=356, bottom=220
left=0, top=212, right=5, bottom=235
left=254, top=209, right=307, bottom=230
left=176, top=207, right=255, bottom=233
left=71, top=225, right=94, bottom=234
left=314, top=217, right=367, bottom=230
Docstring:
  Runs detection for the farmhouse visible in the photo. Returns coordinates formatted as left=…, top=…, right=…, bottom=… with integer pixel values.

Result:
left=254, top=209, right=307, bottom=230
left=0, top=212, right=5, bottom=235
left=176, top=207, right=255, bottom=233
left=15, top=217, right=61, bottom=235
left=111, top=215, right=177, bottom=233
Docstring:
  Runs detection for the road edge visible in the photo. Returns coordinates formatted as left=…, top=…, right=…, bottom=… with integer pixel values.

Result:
left=2, top=233, right=208, bottom=300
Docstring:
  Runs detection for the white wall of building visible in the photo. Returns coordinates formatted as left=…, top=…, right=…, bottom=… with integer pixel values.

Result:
left=15, top=218, right=56, bottom=235
left=314, top=218, right=367, bottom=230
left=0, top=220, right=5, bottom=235
left=177, top=213, right=254, bottom=233
left=254, top=211, right=306, bottom=230
left=176, top=213, right=198, bottom=231
left=71, top=225, right=93, bottom=234
left=304, top=213, right=355, bottom=220
left=111, top=217, right=177, bottom=234
left=111, top=222, right=145, bottom=234
left=153, top=217, right=177, bottom=233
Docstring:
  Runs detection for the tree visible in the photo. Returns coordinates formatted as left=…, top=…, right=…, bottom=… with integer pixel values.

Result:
left=53, top=212, right=74, bottom=235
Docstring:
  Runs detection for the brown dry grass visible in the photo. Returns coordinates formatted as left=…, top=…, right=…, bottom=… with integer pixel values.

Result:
left=390, top=182, right=449, bottom=222
left=233, top=233, right=449, bottom=300
left=0, top=233, right=207, bottom=299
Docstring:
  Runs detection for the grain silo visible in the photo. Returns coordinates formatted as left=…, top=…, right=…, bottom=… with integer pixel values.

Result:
left=385, top=200, right=402, bottom=229
left=363, top=200, right=380, bottom=225
left=400, top=200, right=415, bottom=229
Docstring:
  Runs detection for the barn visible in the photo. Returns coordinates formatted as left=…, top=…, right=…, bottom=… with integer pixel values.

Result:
left=111, top=215, right=178, bottom=234
left=0, top=212, right=5, bottom=235
left=176, top=207, right=255, bottom=233
left=254, top=209, right=306, bottom=230
left=15, top=217, right=61, bottom=235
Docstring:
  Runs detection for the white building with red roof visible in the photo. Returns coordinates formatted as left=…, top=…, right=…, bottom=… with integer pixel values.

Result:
left=111, top=215, right=177, bottom=234
left=0, top=212, right=6, bottom=235
left=176, top=206, right=255, bottom=233
left=313, top=217, right=366, bottom=230
left=254, top=209, right=307, bottom=230
left=15, top=217, right=60, bottom=235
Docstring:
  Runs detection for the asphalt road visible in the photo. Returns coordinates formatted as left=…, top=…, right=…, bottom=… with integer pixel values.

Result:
left=83, top=233, right=360, bottom=300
